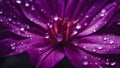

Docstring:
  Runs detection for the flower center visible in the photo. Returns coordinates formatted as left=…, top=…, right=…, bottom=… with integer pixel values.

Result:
left=46, top=16, right=81, bottom=43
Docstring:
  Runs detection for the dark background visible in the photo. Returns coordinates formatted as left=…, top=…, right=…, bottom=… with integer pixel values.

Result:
left=0, top=52, right=75, bottom=68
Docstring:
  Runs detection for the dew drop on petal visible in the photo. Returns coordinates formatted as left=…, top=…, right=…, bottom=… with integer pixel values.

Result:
left=111, top=62, right=116, bottom=66
left=8, top=18, right=12, bottom=21
left=56, top=34, right=63, bottom=42
left=84, top=56, right=88, bottom=59
left=45, top=33, right=49, bottom=39
left=25, top=3, right=29, bottom=7
left=76, top=23, right=81, bottom=29
left=105, top=61, right=110, bottom=65
left=20, top=28, right=25, bottom=31
left=31, top=6, right=35, bottom=11
left=95, top=62, right=98, bottom=65
left=117, top=22, right=120, bottom=25
left=11, top=46, right=16, bottom=50
left=82, top=61, right=89, bottom=66
left=26, top=25, right=30, bottom=29
left=72, top=39, right=79, bottom=46
left=92, top=28, right=97, bottom=32
left=109, top=40, right=114, bottom=45
left=29, top=0, right=32, bottom=2
left=85, top=15, right=89, bottom=18
left=101, top=9, right=106, bottom=13
left=16, top=0, right=22, bottom=4
left=0, top=19, right=3, bottom=22
left=100, top=10, right=105, bottom=17
left=72, top=30, right=78, bottom=35
left=54, top=16, right=59, bottom=21
left=84, top=23, right=88, bottom=26
left=47, top=22, right=53, bottom=28
left=99, top=66, right=103, bottom=68
left=98, top=58, right=101, bottom=61
left=93, top=49, right=96, bottom=52
left=0, top=11, right=3, bottom=14
left=97, top=46, right=103, bottom=50
left=41, top=9, right=44, bottom=12
left=103, top=37, right=108, bottom=41
left=83, top=45, right=87, bottom=49
left=38, top=48, right=42, bottom=51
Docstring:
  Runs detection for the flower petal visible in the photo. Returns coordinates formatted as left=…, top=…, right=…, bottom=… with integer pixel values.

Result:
left=0, top=36, right=49, bottom=57
left=27, top=46, right=64, bottom=68
left=17, top=0, right=57, bottom=30
left=64, top=46, right=120, bottom=68
left=77, top=35, right=120, bottom=54
left=78, top=1, right=120, bottom=36
left=0, top=1, right=46, bottom=38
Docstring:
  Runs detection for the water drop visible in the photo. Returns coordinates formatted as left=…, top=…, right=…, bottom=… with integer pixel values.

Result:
left=95, top=62, right=98, bottom=65
left=111, top=62, right=116, bottom=66
left=29, top=0, right=32, bottom=2
left=0, top=19, right=3, bottom=22
left=54, top=16, right=59, bottom=21
left=76, top=23, right=81, bottom=29
left=100, top=13, right=105, bottom=17
left=41, top=9, right=44, bottom=12
left=92, top=29, right=96, bottom=32
left=109, top=40, right=114, bottom=45
left=101, top=9, right=106, bottom=13
left=47, top=22, right=53, bottom=28
left=26, top=25, right=30, bottom=29
left=0, top=11, right=3, bottom=14
left=38, top=48, right=42, bottom=51
left=27, top=46, right=30, bottom=49
left=45, top=33, right=49, bottom=39
left=25, top=3, right=29, bottom=7
left=84, top=23, right=88, bottom=26
left=117, top=22, right=120, bottom=25
left=84, top=56, right=88, bottom=59
left=20, top=28, right=25, bottom=31
left=103, top=37, right=108, bottom=41
left=56, top=34, right=63, bottom=42
left=17, top=32, right=21, bottom=35
left=16, top=0, right=22, bottom=4
left=93, top=49, right=96, bottom=52
left=105, top=61, right=110, bottom=65
left=97, top=46, right=103, bottom=50
left=72, top=39, right=79, bottom=46
left=98, top=58, right=101, bottom=61
left=11, top=46, right=16, bottom=50
left=83, top=45, right=87, bottom=49
left=72, top=30, right=78, bottom=35
left=99, top=66, right=103, bottom=68
left=31, top=6, right=35, bottom=11
left=85, top=15, right=89, bottom=18
left=8, top=18, right=12, bottom=21
left=82, top=61, right=89, bottom=66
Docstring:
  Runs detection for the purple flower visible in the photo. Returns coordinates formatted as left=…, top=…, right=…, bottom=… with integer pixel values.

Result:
left=0, top=0, right=120, bottom=68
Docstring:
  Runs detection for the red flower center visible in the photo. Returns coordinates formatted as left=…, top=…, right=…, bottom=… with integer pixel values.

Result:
left=45, top=16, right=81, bottom=43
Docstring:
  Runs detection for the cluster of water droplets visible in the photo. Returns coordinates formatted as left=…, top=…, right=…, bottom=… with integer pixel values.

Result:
left=10, top=43, right=16, bottom=50
left=99, top=9, right=106, bottom=17
left=81, top=56, right=117, bottom=67
left=82, top=56, right=89, bottom=66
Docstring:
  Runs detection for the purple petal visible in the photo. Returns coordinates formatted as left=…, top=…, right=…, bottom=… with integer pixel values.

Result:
left=79, top=2, right=120, bottom=36
left=77, top=35, right=120, bottom=54
left=18, top=0, right=49, bottom=30
left=0, top=1, right=46, bottom=37
left=27, top=45, right=64, bottom=68
left=0, top=37, right=50, bottom=57
left=64, top=46, right=120, bottom=68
